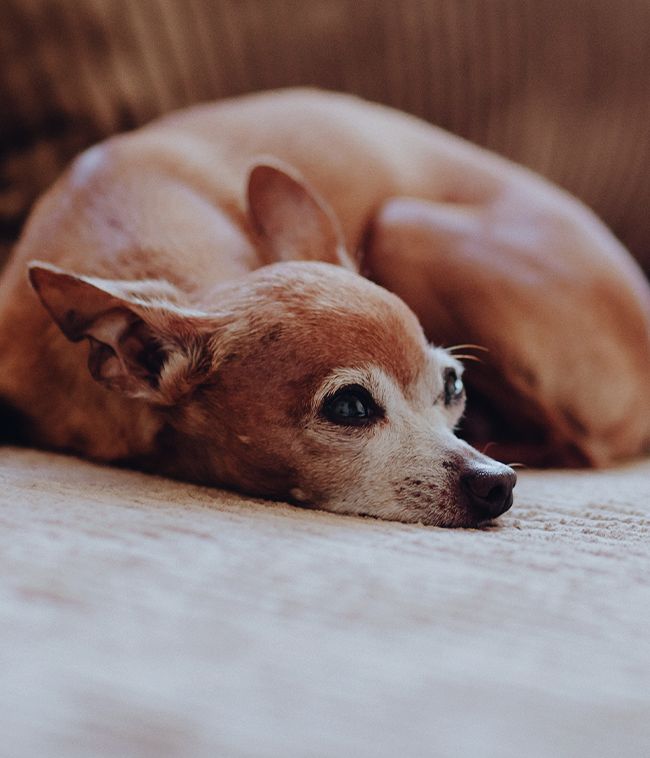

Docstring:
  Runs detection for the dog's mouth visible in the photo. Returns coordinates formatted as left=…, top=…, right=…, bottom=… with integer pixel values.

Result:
left=439, top=498, right=514, bottom=529
left=295, top=488, right=515, bottom=528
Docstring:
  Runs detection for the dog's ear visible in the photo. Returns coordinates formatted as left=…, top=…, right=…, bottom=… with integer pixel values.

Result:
left=247, top=160, right=356, bottom=269
left=28, top=263, right=212, bottom=404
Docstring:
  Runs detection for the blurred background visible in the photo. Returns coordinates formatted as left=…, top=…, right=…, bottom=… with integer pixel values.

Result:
left=2, top=0, right=650, bottom=274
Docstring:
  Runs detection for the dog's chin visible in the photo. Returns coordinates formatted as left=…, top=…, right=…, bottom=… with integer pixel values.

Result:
left=429, top=498, right=514, bottom=529
left=400, top=508, right=499, bottom=528
left=308, top=496, right=508, bottom=528
left=433, top=511, right=505, bottom=529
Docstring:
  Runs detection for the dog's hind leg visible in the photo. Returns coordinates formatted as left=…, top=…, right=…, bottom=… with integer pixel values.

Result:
left=363, top=196, right=650, bottom=466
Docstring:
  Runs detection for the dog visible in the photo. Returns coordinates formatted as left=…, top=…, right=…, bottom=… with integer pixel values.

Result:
left=0, top=88, right=648, bottom=526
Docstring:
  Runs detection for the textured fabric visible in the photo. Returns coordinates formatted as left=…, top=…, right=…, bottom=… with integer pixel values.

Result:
left=2, top=0, right=650, bottom=272
left=2, top=446, right=650, bottom=757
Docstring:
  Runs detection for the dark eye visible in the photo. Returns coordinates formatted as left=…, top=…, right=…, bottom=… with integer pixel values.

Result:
left=322, top=384, right=382, bottom=426
left=443, top=368, right=464, bottom=405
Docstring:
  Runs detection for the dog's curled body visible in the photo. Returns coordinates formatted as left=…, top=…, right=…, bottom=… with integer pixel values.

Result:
left=0, top=89, right=648, bottom=525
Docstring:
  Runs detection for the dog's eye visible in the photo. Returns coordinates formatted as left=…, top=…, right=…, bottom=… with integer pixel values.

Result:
left=322, top=384, right=382, bottom=426
left=443, top=368, right=464, bottom=405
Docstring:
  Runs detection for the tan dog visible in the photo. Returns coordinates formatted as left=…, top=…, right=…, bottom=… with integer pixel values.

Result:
left=0, top=89, right=648, bottom=526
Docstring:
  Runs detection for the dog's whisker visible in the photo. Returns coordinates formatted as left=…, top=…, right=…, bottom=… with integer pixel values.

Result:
left=507, top=462, right=527, bottom=469
left=453, top=354, right=483, bottom=363
left=481, top=441, right=496, bottom=455
left=447, top=343, right=489, bottom=354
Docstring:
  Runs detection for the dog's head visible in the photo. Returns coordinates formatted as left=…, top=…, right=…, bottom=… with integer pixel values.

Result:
left=28, top=162, right=515, bottom=526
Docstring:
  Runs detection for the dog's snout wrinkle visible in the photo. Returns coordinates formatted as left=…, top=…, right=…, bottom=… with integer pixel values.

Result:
left=459, top=465, right=516, bottom=520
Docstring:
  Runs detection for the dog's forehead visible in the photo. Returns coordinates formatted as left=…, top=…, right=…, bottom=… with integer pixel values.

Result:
left=249, top=263, right=430, bottom=387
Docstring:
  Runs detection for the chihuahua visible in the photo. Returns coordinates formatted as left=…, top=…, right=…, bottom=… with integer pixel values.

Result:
left=0, top=89, right=648, bottom=526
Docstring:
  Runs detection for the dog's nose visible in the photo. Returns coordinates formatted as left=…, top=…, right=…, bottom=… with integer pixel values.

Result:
left=459, top=465, right=516, bottom=520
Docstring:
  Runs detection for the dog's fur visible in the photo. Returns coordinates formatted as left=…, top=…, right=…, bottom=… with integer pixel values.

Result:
left=1, top=89, right=649, bottom=526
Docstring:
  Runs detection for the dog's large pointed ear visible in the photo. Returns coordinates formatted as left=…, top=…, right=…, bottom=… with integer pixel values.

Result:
left=28, top=263, right=213, bottom=404
left=247, top=160, right=356, bottom=269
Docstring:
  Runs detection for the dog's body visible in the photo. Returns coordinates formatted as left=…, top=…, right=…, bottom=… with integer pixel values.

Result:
left=1, top=89, right=649, bottom=525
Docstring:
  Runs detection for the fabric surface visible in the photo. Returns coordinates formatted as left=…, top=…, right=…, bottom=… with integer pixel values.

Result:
left=2, top=0, right=650, bottom=272
left=2, top=446, right=649, bottom=757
